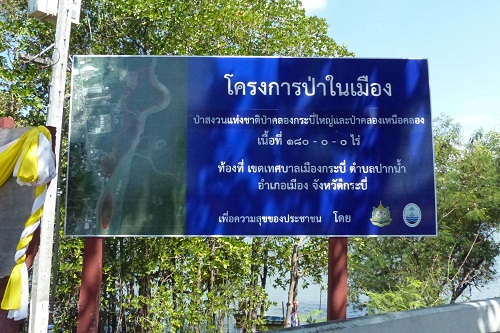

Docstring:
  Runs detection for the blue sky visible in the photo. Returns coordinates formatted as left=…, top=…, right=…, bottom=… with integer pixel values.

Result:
left=303, top=0, right=500, bottom=139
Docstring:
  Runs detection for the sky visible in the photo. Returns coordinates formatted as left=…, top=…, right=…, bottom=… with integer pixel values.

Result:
left=302, top=0, right=500, bottom=140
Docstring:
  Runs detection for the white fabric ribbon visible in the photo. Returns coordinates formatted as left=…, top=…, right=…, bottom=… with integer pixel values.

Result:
left=1, top=127, right=56, bottom=320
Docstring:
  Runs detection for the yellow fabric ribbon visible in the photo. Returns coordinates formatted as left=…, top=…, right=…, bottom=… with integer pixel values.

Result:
left=0, top=126, right=55, bottom=320
left=1, top=186, right=44, bottom=310
left=0, top=126, right=51, bottom=185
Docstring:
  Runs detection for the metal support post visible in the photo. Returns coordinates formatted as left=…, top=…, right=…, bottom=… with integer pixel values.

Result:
left=28, top=0, right=73, bottom=332
left=327, top=237, right=348, bottom=321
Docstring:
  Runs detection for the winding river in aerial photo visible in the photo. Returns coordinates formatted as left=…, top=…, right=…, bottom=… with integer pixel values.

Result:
left=97, top=58, right=172, bottom=234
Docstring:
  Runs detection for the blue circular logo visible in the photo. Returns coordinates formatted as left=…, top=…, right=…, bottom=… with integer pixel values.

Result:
left=403, top=203, right=421, bottom=227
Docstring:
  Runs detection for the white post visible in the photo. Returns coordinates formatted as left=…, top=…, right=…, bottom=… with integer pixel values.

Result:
left=29, top=0, right=73, bottom=331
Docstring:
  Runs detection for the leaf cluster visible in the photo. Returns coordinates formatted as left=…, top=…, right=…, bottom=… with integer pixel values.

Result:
left=0, top=0, right=55, bottom=125
left=71, top=0, right=352, bottom=57
left=348, top=115, right=500, bottom=313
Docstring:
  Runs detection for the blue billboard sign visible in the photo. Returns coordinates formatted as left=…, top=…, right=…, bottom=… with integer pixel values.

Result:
left=66, top=56, right=436, bottom=237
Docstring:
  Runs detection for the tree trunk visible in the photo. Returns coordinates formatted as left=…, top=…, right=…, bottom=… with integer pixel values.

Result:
left=285, top=241, right=300, bottom=328
left=260, top=244, right=269, bottom=317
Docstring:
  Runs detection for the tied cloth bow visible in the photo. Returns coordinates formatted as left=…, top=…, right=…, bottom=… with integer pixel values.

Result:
left=0, top=126, right=56, bottom=320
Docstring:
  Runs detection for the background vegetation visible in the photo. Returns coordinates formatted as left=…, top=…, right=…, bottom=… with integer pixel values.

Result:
left=1, top=0, right=499, bottom=332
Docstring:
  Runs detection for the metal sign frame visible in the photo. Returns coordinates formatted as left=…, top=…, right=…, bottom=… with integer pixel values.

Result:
left=66, top=56, right=437, bottom=237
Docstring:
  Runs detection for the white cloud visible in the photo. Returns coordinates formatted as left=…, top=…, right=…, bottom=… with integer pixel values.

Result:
left=301, top=0, right=329, bottom=12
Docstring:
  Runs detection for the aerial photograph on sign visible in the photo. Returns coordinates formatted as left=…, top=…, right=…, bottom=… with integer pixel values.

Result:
left=65, top=56, right=436, bottom=237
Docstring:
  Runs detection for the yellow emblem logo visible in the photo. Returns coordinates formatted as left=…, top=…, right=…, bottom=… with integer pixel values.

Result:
left=370, top=201, right=392, bottom=227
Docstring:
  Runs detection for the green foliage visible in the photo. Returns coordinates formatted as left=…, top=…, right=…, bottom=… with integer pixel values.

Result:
left=3, top=0, right=350, bottom=329
left=0, top=0, right=345, bottom=128
left=271, top=237, right=328, bottom=327
left=365, top=278, right=430, bottom=315
left=272, top=237, right=328, bottom=291
left=0, top=0, right=54, bottom=125
left=52, top=230, right=84, bottom=332
left=71, top=0, right=352, bottom=57
left=303, top=309, right=326, bottom=324
left=12, top=0, right=500, bottom=329
left=349, top=115, right=500, bottom=314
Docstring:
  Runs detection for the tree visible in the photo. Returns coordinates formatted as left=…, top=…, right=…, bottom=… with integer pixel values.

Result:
left=434, top=117, right=500, bottom=302
left=1, top=0, right=352, bottom=332
left=0, top=0, right=54, bottom=125
left=95, top=237, right=268, bottom=333
left=348, top=115, right=500, bottom=314
left=271, top=237, right=328, bottom=327
left=71, top=0, right=351, bottom=57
